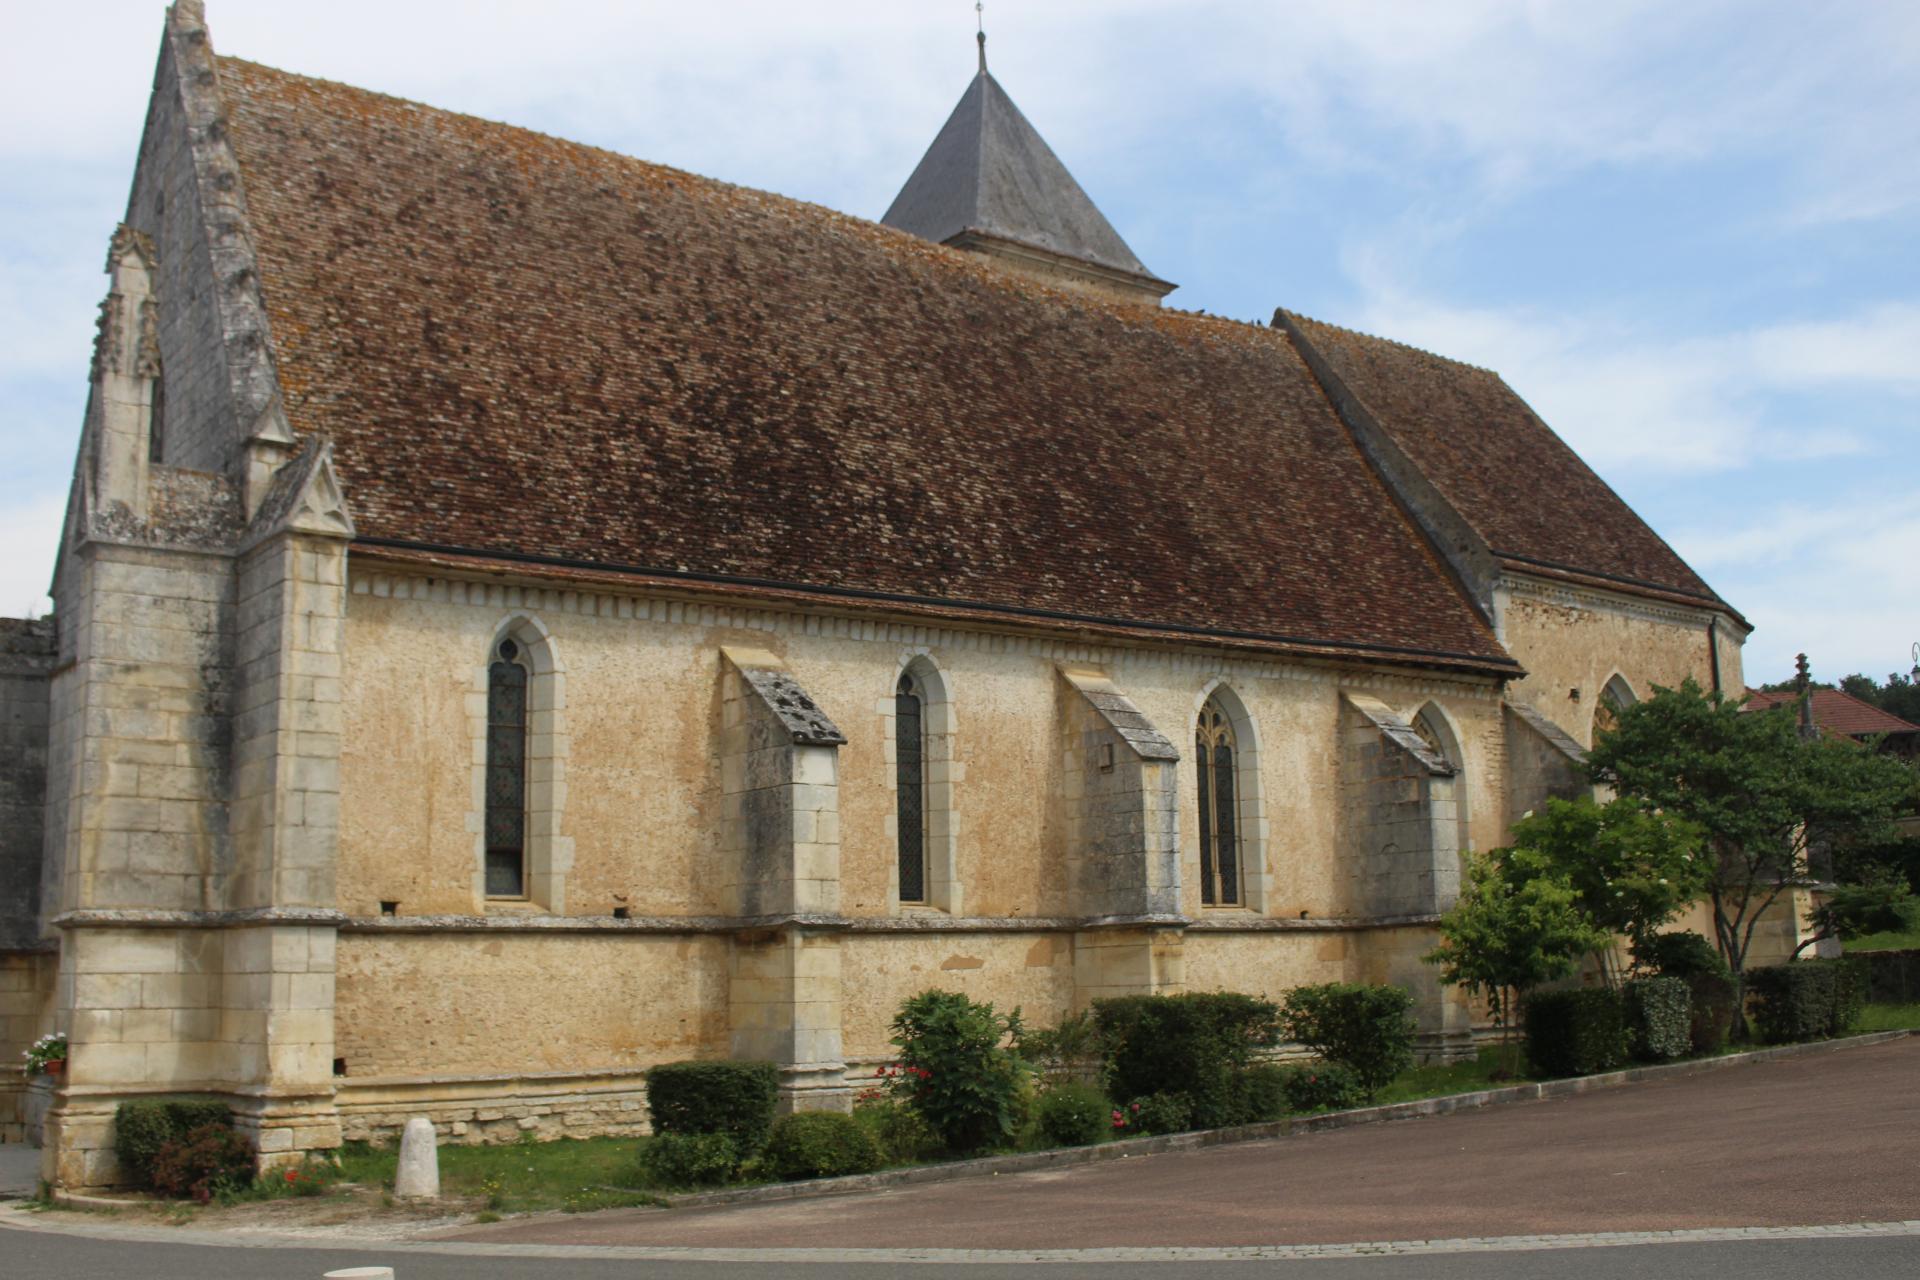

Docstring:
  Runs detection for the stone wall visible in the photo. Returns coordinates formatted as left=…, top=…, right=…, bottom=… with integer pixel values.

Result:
left=0, top=618, right=55, bottom=952
left=1497, top=574, right=1744, bottom=746
left=0, top=954, right=57, bottom=1142
left=333, top=931, right=730, bottom=1080
left=338, top=566, right=1510, bottom=929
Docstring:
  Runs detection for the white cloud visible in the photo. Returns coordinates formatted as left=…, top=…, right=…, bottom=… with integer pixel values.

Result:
left=0, top=493, right=62, bottom=620
left=1344, top=280, right=1909, bottom=475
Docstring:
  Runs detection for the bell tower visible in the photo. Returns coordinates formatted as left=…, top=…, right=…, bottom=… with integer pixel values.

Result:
left=882, top=22, right=1175, bottom=306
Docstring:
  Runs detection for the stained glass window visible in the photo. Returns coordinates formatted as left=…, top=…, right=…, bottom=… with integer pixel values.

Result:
left=1196, top=697, right=1240, bottom=906
left=485, top=638, right=528, bottom=898
left=896, top=672, right=926, bottom=904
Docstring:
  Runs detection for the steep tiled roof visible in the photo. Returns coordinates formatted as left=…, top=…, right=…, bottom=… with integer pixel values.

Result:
left=1744, top=688, right=1920, bottom=738
left=1283, top=314, right=1722, bottom=608
left=881, top=68, right=1166, bottom=288
left=214, top=58, right=1514, bottom=673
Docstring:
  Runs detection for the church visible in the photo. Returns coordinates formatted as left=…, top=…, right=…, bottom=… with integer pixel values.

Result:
left=1, top=3, right=1759, bottom=1188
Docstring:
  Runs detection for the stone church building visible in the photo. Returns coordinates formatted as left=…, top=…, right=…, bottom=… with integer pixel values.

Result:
left=2, top=4, right=1756, bottom=1187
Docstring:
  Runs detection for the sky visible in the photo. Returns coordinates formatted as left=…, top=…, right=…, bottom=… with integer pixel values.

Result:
left=1, top=1, right=1915, bottom=688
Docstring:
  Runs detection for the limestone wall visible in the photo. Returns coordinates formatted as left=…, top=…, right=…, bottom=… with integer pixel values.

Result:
left=839, top=932, right=1078, bottom=1062
left=338, top=566, right=1509, bottom=929
left=0, top=618, right=55, bottom=951
left=1497, top=575, right=1744, bottom=748
left=332, top=931, right=730, bottom=1079
left=0, top=954, right=57, bottom=1142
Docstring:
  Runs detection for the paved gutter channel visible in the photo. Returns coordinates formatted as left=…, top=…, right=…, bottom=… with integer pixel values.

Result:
left=613, top=1030, right=1916, bottom=1214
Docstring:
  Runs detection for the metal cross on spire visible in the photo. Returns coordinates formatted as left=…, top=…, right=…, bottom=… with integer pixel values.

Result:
left=977, top=2, right=988, bottom=73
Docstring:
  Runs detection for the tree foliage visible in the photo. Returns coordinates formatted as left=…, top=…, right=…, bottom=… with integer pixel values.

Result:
left=1504, top=796, right=1707, bottom=955
left=1586, top=679, right=1918, bottom=1006
left=1425, top=852, right=1609, bottom=1035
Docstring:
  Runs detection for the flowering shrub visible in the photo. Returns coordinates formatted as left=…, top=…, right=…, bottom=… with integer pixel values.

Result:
left=1118, top=1092, right=1193, bottom=1136
left=23, top=1032, right=66, bottom=1075
left=890, top=990, right=1031, bottom=1155
left=1036, top=1082, right=1109, bottom=1147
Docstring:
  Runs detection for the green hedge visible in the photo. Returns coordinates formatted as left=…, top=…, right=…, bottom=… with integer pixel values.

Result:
left=1623, top=976, right=1692, bottom=1062
left=1092, top=992, right=1280, bottom=1129
left=637, top=1132, right=739, bottom=1187
left=644, top=1060, right=779, bottom=1156
left=1036, top=1082, right=1111, bottom=1147
left=762, top=1112, right=882, bottom=1181
left=1860, top=949, right=1920, bottom=1003
left=1634, top=931, right=1736, bottom=1054
left=1280, top=1063, right=1365, bottom=1113
left=1523, top=988, right=1628, bottom=1077
left=1746, top=960, right=1864, bottom=1044
left=1279, top=983, right=1416, bottom=1100
left=114, top=1096, right=233, bottom=1186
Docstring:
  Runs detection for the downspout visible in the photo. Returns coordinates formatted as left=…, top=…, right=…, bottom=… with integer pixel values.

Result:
left=1707, top=617, right=1722, bottom=696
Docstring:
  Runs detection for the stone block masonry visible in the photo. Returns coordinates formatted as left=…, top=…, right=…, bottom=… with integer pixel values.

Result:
left=0, top=618, right=56, bottom=953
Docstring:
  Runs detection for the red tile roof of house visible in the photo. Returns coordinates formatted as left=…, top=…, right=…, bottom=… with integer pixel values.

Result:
left=1743, top=687, right=1920, bottom=738
left=1283, top=313, right=1725, bottom=610
left=214, top=57, right=1518, bottom=673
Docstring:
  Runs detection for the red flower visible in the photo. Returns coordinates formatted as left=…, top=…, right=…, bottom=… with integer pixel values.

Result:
left=284, top=1170, right=300, bottom=1183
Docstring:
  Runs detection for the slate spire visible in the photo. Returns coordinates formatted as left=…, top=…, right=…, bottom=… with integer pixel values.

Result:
left=882, top=38, right=1174, bottom=305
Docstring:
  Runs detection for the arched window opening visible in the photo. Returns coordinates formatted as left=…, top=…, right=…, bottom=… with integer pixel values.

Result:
left=1196, top=696, right=1241, bottom=906
left=896, top=670, right=927, bottom=904
left=485, top=636, right=530, bottom=898
left=1413, top=710, right=1452, bottom=769
left=1594, top=676, right=1636, bottom=743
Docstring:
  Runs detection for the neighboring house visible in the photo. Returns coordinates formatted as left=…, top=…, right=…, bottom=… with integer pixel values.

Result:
left=0, top=4, right=1751, bottom=1186
left=1744, top=686, right=1920, bottom=757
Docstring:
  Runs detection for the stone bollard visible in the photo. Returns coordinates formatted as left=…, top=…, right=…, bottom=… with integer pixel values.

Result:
left=393, top=1116, right=439, bottom=1200
left=323, top=1270, right=395, bottom=1278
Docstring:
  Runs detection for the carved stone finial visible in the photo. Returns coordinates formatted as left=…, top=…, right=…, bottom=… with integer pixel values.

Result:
left=105, top=223, right=157, bottom=273
left=92, top=295, right=125, bottom=378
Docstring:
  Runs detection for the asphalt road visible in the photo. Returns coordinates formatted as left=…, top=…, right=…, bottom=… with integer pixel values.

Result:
left=1, top=1226, right=1918, bottom=1280
left=456, top=1037, right=1920, bottom=1250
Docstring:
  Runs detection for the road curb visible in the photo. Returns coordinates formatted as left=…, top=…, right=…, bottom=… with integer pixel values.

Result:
left=647, top=1030, right=1916, bottom=1213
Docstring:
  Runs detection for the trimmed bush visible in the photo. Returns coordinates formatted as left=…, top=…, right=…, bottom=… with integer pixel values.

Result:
left=1093, top=992, right=1281, bottom=1129
left=1623, top=976, right=1692, bottom=1062
left=851, top=1098, right=940, bottom=1165
left=1235, top=1062, right=1291, bottom=1124
left=1280, top=983, right=1416, bottom=1100
left=1747, top=959, right=1863, bottom=1044
left=1634, top=930, right=1736, bottom=1054
left=1280, top=1063, right=1366, bottom=1113
left=1861, top=949, right=1920, bottom=1004
left=1036, top=1081, right=1110, bottom=1147
left=636, top=1132, right=740, bottom=1188
left=115, top=1096, right=233, bottom=1187
left=645, top=1060, right=779, bottom=1156
left=763, top=1112, right=883, bottom=1181
left=1522, top=988, right=1628, bottom=1077
left=1120, top=1092, right=1194, bottom=1136
left=150, top=1124, right=254, bottom=1203
left=891, top=990, right=1031, bottom=1155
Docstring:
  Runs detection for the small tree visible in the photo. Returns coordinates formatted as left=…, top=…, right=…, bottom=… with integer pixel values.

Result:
left=1504, top=795, right=1708, bottom=972
left=1587, top=679, right=1917, bottom=1028
left=1425, top=851, right=1609, bottom=1069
